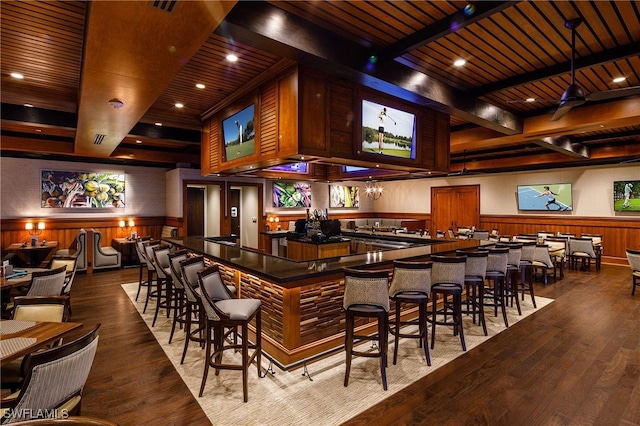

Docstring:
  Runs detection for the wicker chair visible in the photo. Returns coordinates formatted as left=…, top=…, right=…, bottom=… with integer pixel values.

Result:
left=0, top=325, right=100, bottom=424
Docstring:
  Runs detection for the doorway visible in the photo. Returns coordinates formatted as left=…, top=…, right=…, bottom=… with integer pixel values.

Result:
left=186, top=187, right=205, bottom=236
left=431, top=185, right=480, bottom=236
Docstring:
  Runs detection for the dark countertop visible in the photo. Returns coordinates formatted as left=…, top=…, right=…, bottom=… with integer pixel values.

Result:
left=164, top=235, right=491, bottom=287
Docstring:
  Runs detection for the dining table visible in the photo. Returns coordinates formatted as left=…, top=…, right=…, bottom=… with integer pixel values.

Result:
left=0, top=319, right=83, bottom=366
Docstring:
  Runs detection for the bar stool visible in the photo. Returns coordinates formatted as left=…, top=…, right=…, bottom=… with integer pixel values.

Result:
left=179, top=256, right=207, bottom=364
left=152, top=244, right=174, bottom=327
left=428, top=255, right=467, bottom=351
left=388, top=260, right=432, bottom=366
left=625, top=248, right=640, bottom=296
left=456, top=250, right=489, bottom=336
left=517, top=241, right=537, bottom=308
left=496, top=242, right=522, bottom=316
left=198, top=265, right=262, bottom=402
left=134, top=236, right=152, bottom=301
left=142, top=240, right=161, bottom=314
left=343, top=268, right=390, bottom=391
left=483, top=247, right=510, bottom=327
left=168, top=249, right=189, bottom=343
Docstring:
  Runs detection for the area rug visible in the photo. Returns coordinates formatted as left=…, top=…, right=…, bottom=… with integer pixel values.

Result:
left=121, top=283, right=552, bottom=426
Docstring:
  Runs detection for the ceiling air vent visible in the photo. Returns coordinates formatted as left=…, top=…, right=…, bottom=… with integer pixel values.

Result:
left=93, top=134, right=106, bottom=145
left=150, top=0, right=177, bottom=12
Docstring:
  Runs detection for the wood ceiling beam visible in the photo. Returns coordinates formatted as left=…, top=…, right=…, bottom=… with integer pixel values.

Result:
left=218, top=2, right=522, bottom=136
left=376, top=1, right=518, bottom=62
left=75, top=1, right=236, bottom=158
left=467, top=42, right=640, bottom=98
left=451, top=97, right=640, bottom=153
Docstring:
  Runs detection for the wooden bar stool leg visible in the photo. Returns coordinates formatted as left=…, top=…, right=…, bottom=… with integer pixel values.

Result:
left=344, top=311, right=354, bottom=387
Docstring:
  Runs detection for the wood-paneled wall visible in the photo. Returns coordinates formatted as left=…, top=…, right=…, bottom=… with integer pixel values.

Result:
left=0, top=216, right=171, bottom=256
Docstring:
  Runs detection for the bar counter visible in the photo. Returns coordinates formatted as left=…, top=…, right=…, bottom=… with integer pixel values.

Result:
left=164, top=234, right=490, bottom=367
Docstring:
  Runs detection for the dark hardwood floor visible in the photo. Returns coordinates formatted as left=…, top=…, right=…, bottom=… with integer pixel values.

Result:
left=61, top=262, right=638, bottom=425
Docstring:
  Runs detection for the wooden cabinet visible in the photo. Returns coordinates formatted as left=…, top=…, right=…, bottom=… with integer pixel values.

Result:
left=287, top=240, right=350, bottom=261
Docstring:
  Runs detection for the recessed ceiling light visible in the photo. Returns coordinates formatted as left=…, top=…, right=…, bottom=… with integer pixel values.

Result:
left=453, top=59, right=466, bottom=67
left=613, top=76, right=626, bottom=83
left=24, top=103, right=33, bottom=107
left=136, top=139, right=142, bottom=144
left=175, top=103, right=184, bottom=108
left=154, top=122, right=162, bottom=126
left=526, top=98, right=536, bottom=102
left=226, top=54, right=238, bottom=62
left=36, top=129, right=42, bottom=132
left=300, top=156, right=305, bottom=160
left=10, top=72, right=24, bottom=79
left=195, top=83, right=205, bottom=89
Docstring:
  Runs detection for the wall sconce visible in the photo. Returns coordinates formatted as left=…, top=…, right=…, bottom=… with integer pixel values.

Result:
left=365, top=181, right=384, bottom=200
left=119, top=219, right=136, bottom=239
left=268, top=216, right=281, bottom=231
left=26, top=221, right=45, bottom=236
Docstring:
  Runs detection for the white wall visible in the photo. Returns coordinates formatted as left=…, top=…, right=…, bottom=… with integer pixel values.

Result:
left=373, top=163, right=640, bottom=217
left=238, top=186, right=259, bottom=248
left=0, top=157, right=166, bottom=219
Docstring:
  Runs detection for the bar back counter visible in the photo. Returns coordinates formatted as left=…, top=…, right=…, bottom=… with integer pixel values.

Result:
left=165, top=233, right=490, bottom=369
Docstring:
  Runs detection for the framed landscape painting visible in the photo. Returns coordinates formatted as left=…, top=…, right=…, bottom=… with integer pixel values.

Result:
left=41, top=170, right=126, bottom=208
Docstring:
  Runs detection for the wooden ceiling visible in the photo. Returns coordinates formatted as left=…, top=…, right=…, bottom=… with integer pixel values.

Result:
left=1, top=0, right=639, bottom=175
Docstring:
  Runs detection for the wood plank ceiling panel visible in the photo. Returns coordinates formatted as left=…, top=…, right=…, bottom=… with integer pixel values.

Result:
left=0, top=1, right=85, bottom=112
left=142, top=34, right=282, bottom=129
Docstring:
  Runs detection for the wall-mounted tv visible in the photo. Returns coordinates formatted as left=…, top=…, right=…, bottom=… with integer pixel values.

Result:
left=266, top=163, right=308, bottom=173
left=343, top=166, right=369, bottom=173
left=329, top=185, right=360, bottom=208
left=517, top=184, right=573, bottom=211
left=360, top=99, right=416, bottom=160
left=272, top=182, right=312, bottom=208
left=222, top=103, right=255, bottom=162
left=614, top=180, right=640, bottom=211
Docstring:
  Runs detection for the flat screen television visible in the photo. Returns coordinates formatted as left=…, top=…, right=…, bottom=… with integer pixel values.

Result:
left=343, top=166, right=369, bottom=173
left=517, top=183, right=573, bottom=211
left=272, top=182, right=312, bottom=208
left=614, top=180, right=640, bottom=211
left=222, top=103, right=255, bottom=162
left=329, top=185, right=359, bottom=208
left=360, top=99, right=416, bottom=160
left=320, top=219, right=342, bottom=237
left=266, top=163, right=308, bottom=173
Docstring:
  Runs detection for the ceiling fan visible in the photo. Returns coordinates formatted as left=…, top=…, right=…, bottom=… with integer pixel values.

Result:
left=447, top=150, right=478, bottom=176
left=551, top=18, right=640, bottom=121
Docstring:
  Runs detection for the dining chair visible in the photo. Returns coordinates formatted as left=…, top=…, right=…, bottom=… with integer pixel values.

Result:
left=343, top=268, right=390, bottom=390
left=532, top=244, right=558, bottom=286
left=428, top=255, right=467, bottom=351
left=568, top=237, right=598, bottom=271
left=90, top=229, right=121, bottom=270
left=55, top=229, right=87, bottom=272
left=470, top=230, right=490, bottom=240
left=26, top=267, right=67, bottom=297
left=2, top=296, right=71, bottom=392
left=197, top=265, right=262, bottom=402
left=457, top=250, right=489, bottom=335
left=626, top=248, right=640, bottom=296
left=388, top=261, right=432, bottom=366
left=48, top=255, right=78, bottom=313
left=0, top=324, right=100, bottom=424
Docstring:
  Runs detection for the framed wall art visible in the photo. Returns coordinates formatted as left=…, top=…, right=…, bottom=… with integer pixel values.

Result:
left=41, top=170, right=126, bottom=208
